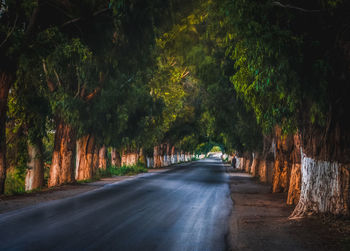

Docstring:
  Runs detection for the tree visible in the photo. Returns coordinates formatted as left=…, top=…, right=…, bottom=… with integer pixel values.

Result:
left=0, top=0, right=59, bottom=193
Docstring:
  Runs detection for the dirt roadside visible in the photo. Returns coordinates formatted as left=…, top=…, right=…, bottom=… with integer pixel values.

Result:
left=226, top=168, right=350, bottom=251
left=0, top=169, right=170, bottom=214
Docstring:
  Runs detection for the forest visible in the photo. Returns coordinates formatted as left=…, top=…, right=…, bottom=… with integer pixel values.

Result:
left=1, top=0, right=349, bottom=218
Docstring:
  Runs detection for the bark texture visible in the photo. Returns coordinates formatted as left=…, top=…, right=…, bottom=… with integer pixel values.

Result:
left=146, top=157, right=154, bottom=168
left=287, top=133, right=302, bottom=205
left=250, top=153, right=260, bottom=177
left=291, top=123, right=350, bottom=216
left=98, top=146, right=107, bottom=170
left=138, top=148, right=145, bottom=165
left=111, top=148, right=121, bottom=167
left=290, top=151, right=349, bottom=217
left=159, top=145, right=165, bottom=167
left=93, top=146, right=99, bottom=175
left=258, top=160, right=274, bottom=183
left=153, top=146, right=161, bottom=168
left=48, top=121, right=76, bottom=187
left=257, top=136, right=275, bottom=183
left=75, top=135, right=96, bottom=181
left=243, top=154, right=252, bottom=173
left=272, top=127, right=293, bottom=193
left=171, top=146, right=176, bottom=164
left=236, top=157, right=244, bottom=170
left=0, top=72, right=12, bottom=194
left=25, top=141, right=44, bottom=191
left=121, top=149, right=138, bottom=166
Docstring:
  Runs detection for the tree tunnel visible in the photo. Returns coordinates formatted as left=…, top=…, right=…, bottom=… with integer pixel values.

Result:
left=0, top=0, right=349, bottom=218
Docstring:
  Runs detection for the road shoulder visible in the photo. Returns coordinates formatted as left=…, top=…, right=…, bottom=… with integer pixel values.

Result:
left=226, top=168, right=350, bottom=251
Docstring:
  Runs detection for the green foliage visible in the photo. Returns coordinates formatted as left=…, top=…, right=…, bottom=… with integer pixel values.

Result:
left=224, top=0, right=300, bottom=133
left=5, top=89, right=30, bottom=195
left=4, top=0, right=349, bottom=195
left=213, top=0, right=350, bottom=134
left=191, top=156, right=199, bottom=161
left=210, top=146, right=222, bottom=152
left=196, top=141, right=223, bottom=155
left=157, top=1, right=264, bottom=153
left=108, top=163, right=148, bottom=176
left=0, top=0, right=38, bottom=70
left=4, top=168, right=26, bottom=195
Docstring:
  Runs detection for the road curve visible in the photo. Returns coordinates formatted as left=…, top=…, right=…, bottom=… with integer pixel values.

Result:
left=0, top=158, right=232, bottom=251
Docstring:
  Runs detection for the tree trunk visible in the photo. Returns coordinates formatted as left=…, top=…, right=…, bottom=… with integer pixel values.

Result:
left=138, top=148, right=145, bottom=165
left=0, top=72, right=12, bottom=194
left=243, top=153, right=252, bottom=173
left=93, top=146, right=99, bottom=176
left=159, top=145, right=164, bottom=167
left=250, top=152, right=260, bottom=176
left=98, top=145, right=107, bottom=170
left=111, top=148, right=121, bottom=167
left=153, top=146, right=160, bottom=168
left=121, top=148, right=127, bottom=166
left=290, top=150, right=349, bottom=217
left=236, top=157, right=243, bottom=170
left=75, top=135, right=95, bottom=181
left=25, top=140, right=44, bottom=191
left=132, top=151, right=138, bottom=165
left=146, top=156, right=153, bottom=168
left=121, top=148, right=137, bottom=166
left=123, top=150, right=138, bottom=166
left=245, top=158, right=251, bottom=173
left=166, top=144, right=171, bottom=166
left=272, top=127, right=293, bottom=193
left=258, top=135, right=276, bottom=183
left=290, top=123, right=350, bottom=217
left=258, top=159, right=274, bottom=183
left=171, top=146, right=175, bottom=164
left=287, top=133, right=302, bottom=205
left=48, top=120, right=76, bottom=187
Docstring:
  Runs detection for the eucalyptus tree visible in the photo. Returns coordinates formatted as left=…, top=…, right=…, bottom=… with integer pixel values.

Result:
left=11, top=52, right=51, bottom=191
left=0, top=0, right=45, bottom=193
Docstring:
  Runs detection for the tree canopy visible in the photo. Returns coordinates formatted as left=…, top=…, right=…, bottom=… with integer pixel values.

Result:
left=1, top=0, right=349, bottom=193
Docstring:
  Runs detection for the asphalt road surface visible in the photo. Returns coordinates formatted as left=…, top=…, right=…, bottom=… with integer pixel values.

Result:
left=0, top=158, right=232, bottom=251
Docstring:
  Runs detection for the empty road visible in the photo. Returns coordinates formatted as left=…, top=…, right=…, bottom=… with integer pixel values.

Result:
left=0, top=158, right=232, bottom=251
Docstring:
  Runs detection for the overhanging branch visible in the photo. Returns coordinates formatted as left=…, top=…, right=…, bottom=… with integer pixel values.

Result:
left=61, top=8, right=110, bottom=27
left=272, top=1, right=322, bottom=13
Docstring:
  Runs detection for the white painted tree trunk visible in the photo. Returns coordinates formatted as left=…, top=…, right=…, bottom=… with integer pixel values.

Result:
left=75, top=139, right=81, bottom=179
left=173, top=154, right=177, bottom=164
left=25, top=143, right=44, bottom=191
left=290, top=149, right=349, bottom=217
left=235, top=157, right=241, bottom=169
left=168, top=155, right=171, bottom=165
left=250, top=153, right=259, bottom=176
left=163, top=155, right=168, bottom=166
left=146, top=157, right=153, bottom=168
